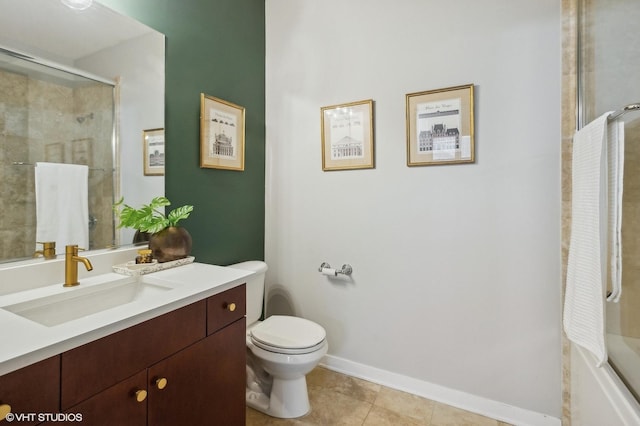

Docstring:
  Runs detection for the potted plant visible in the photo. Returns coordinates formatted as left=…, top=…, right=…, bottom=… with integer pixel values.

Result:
left=114, top=196, right=194, bottom=263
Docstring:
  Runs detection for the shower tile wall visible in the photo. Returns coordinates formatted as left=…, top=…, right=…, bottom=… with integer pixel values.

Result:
left=620, top=119, right=640, bottom=339
left=0, top=68, right=114, bottom=261
left=0, top=70, right=31, bottom=260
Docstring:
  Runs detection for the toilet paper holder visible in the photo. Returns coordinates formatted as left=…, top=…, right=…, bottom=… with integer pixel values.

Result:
left=318, top=262, right=353, bottom=276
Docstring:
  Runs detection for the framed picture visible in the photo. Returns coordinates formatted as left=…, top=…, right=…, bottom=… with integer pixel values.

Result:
left=143, top=128, right=165, bottom=176
left=320, top=99, right=374, bottom=171
left=200, top=93, right=245, bottom=171
left=406, top=84, right=475, bottom=166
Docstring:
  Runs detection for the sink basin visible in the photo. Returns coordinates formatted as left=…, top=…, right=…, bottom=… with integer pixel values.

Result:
left=2, top=276, right=174, bottom=327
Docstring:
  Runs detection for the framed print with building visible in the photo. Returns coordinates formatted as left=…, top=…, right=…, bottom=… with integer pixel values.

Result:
left=321, top=99, right=374, bottom=171
left=200, top=93, right=245, bottom=171
left=143, top=128, right=165, bottom=176
left=406, top=84, right=474, bottom=166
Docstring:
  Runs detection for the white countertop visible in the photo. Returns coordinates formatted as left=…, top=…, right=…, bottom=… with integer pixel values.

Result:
left=0, top=262, right=253, bottom=375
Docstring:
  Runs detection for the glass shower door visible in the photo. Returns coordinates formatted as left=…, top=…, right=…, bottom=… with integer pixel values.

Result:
left=579, top=0, right=640, bottom=401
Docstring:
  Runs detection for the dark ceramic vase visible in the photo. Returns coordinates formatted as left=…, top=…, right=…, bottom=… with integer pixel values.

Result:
left=149, top=226, right=192, bottom=263
left=132, top=230, right=151, bottom=244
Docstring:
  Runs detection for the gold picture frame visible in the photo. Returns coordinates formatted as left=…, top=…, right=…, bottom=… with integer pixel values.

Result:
left=143, top=128, right=165, bottom=176
left=406, top=84, right=475, bottom=166
left=321, top=99, right=374, bottom=171
left=200, top=93, right=245, bottom=171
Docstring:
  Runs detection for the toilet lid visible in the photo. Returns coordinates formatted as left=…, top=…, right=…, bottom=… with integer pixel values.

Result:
left=250, top=315, right=326, bottom=350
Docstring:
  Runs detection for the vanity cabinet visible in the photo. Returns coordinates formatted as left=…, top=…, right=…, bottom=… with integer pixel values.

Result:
left=60, top=299, right=207, bottom=410
left=148, top=319, right=246, bottom=426
left=56, top=370, right=148, bottom=425
left=4, top=284, right=246, bottom=426
left=0, top=356, right=60, bottom=425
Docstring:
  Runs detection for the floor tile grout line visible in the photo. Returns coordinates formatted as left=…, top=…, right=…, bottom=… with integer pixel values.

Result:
left=360, top=402, right=373, bottom=425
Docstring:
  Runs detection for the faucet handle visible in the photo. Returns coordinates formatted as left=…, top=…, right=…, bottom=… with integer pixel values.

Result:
left=34, top=241, right=56, bottom=259
left=65, top=244, right=88, bottom=253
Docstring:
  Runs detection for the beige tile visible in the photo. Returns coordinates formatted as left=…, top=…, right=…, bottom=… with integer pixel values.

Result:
left=373, top=387, right=434, bottom=424
left=307, top=367, right=381, bottom=404
left=300, top=385, right=373, bottom=425
left=247, top=367, right=510, bottom=426
left=430, top=402, right=499, bottom=426
left=247, top=406, right=277, bottom=425
left=247, top=405, right=318, bottom=426
left=247, top=384, right=373, bottom=425
left=363, top=405, right=426, bottom=426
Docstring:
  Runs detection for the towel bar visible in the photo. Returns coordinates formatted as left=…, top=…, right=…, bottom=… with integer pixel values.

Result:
left=609, top=103, right=640, bottom=121
left=11, top=162, right=108, bottom=172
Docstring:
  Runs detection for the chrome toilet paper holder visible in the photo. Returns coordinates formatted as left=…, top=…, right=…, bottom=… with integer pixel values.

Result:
left=318, top=262, right=353, bottom=276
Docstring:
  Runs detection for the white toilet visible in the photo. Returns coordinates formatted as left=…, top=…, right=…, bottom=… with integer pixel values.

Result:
left=229, top=260, right=328, bottom=419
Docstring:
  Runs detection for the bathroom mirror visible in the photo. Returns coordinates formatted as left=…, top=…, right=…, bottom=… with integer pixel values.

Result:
left=0, top=0, right=165, bottom=264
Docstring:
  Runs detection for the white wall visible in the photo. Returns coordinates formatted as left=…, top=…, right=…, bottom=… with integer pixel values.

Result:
left=265, top=0, right=562, bottom=421
left=77, top=31, right=165, bottom=244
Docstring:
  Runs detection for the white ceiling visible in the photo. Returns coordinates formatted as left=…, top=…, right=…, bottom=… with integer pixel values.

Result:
left=0, top=0, right=153, bottom=63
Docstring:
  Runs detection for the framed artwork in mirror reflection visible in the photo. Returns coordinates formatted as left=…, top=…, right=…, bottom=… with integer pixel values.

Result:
left=143, top=128, right=165, bottom=176
left=406, top=84, right=475, bottom=166
left=320, top=99, right=374, bottom=171
left=200, top=93, right=245, bottom=171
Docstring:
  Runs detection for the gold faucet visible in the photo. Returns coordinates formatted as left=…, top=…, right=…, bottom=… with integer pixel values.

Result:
left=64, top=245, right=93, bottom=287
left=34, top=241, right=56, bottom=260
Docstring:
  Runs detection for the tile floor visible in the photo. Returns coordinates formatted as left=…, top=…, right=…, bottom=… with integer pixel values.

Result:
left=246, top=367, right=513, bottom=425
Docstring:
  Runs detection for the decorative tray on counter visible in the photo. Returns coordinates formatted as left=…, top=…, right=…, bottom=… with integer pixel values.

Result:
left=113, top=256, right=195, bottom=276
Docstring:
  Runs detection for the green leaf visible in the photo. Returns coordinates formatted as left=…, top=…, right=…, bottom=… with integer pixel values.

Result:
left=113, top=197, right=194, bottom=232
left=150, top=196, right=171, bottom=209
left=167, top=205, right=194, bottom=226
left=142, top=218, right=170, bottom=234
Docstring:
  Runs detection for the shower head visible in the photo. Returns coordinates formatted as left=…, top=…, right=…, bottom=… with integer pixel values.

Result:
left=76, top=113, right=94, bottom=124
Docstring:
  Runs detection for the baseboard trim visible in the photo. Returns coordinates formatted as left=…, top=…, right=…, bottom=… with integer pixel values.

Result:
left=320, top=354, right=560, bottom=426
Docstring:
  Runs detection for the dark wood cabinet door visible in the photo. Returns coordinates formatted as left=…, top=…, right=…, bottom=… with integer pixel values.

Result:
left=44, top=370, right=147, bottom=426
left=207, top=284, right=246, bottom=335
left=148, top=318, right=246, bottom=426
left=0, top=356, right=60, bottom=426
left=61, top=300, right=206, bottom=410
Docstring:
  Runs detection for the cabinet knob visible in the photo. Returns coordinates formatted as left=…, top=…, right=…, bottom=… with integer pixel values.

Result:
left=155, top=377, right=168, bottom=390
left=0, top=403, right=11, bottom=421
left=226, top=302, right=236, bottom=312
left=135, top=390, right=147, bottom=402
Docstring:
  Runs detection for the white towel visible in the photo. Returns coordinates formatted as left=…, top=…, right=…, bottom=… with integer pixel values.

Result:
left=564, top=112, right=619, bottom=367
left=35, top=162, right=89, bottom=254
left=607, top=120, right=624, bottom=302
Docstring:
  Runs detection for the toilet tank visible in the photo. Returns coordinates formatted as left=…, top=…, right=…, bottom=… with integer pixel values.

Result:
left=227, top=260, right=268, bottom=325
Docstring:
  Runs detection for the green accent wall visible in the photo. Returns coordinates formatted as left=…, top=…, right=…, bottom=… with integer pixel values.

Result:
left=100, top=0, right=266, bottom=265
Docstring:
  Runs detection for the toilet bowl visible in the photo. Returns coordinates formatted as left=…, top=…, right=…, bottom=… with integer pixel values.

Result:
left=229, top=261, right=328, bottom=419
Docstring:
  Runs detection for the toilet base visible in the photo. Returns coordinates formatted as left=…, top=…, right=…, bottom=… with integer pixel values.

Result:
left=246, top=376, right=310, bottom=418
